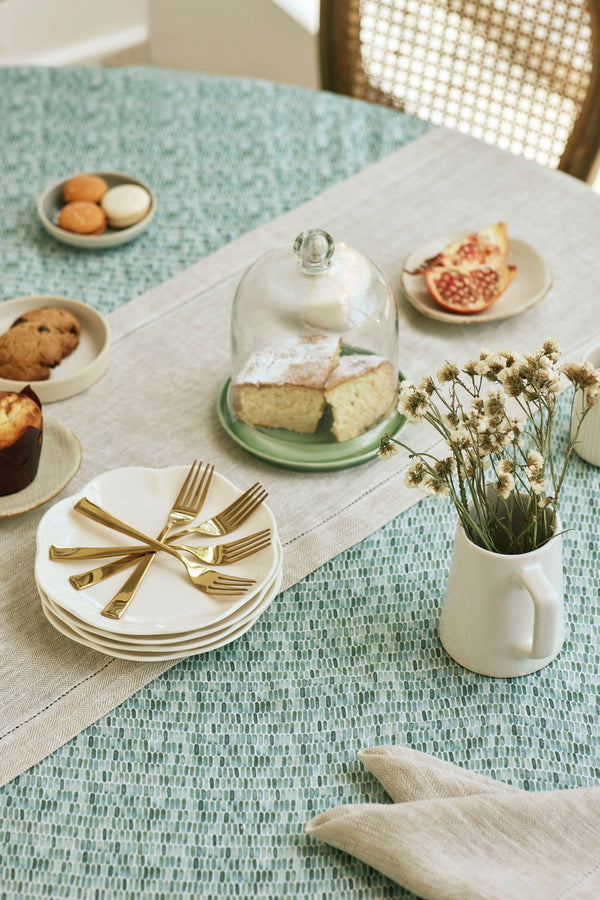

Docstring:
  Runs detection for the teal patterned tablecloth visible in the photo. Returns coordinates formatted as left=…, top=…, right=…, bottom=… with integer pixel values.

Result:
left=2, top=66, right=600, bottom=900
left=1, top=65, right=430, bottom=313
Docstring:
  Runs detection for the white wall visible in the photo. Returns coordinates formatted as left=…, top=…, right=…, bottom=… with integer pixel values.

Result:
left=0, top=0, right=148, bottom=65
left=147, top=0, right=319, bottom=89
left=0, top=0, right=319, bottom=89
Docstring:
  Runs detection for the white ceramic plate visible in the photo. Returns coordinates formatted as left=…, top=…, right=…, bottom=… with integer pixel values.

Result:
left=0, top=295, right=110, bottom=402
left=35, top=465, right=278, bottom=635
left=401, top=234, right=552, bottom=323
left=37, top=171, right=156, bottom=249
left=39, top=570, right=282, bottom=661
left=0, top=417, right=81, bottom=517
left=41, top=539, right=283, bottom=644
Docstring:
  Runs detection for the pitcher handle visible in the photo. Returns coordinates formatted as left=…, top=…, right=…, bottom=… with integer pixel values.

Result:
left=516, top=564, right=559, bottom=659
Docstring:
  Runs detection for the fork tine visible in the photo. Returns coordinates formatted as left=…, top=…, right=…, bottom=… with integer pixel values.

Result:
left=174, top=459, right=200, bottom=507
left=208, top=588, right=249, bottom=596
left=225, top=492, right=268, bottom=529
left=229, top=542, right=271, bottom=560
left=227, top=538, right=271, bottom=557
left=216, top=585, right=254, bottom=592
left=205, top=569, right=255, bottom=583
left=211, top=579, right=250, bottom=587
left=225, top=529, right=271, bottom=551
left=213, top=575, right=256, bottom=588
left=240, top=529, right=271, bottom=544
left=179, top=460, right=207, bottom=509
left=178, top=459, right=202, bottom=507
left=219, top=483, right=264, bottom=521
left=211, top=583, right=253, bottom=592
left=183, top=462, right=214, bottom=512
left=222, top=485, right=268, bottom=528
left=206, top=577, right=253, bottom=588
left=223, top=537, right=271, bottom=561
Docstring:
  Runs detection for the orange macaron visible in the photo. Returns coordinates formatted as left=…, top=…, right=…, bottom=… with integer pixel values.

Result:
left=63, top=174, right=108, bottom=204
left=57, top=200, right=107, bottom=235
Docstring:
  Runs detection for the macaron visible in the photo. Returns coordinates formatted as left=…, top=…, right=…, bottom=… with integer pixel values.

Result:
left=100, top=184, right=151, bottom=229
left=63, top=174, right=108, bottom=204
left=57, top=201, right=107, bottom=235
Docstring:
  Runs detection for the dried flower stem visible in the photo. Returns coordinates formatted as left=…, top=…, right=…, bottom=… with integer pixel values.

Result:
left=381, top=340, right=600, bottom=554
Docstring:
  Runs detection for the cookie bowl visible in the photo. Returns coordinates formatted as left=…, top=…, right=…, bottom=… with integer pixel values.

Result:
left=0, top=295, right=110, bottom=403
left=37, top=171, right=156, bottom=249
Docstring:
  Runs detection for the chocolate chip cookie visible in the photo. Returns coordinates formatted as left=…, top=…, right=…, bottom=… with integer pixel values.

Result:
left=0, top=307, right=81, bottom=381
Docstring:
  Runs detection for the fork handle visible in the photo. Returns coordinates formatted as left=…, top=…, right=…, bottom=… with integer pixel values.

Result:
left=51, top=542, right=182, bottom=561
left=69, top=554, right=145, bottom=589
left=50, top=527, right=212, bottom=560
left=100, top=515, right=176, bottom=618
left=52, top=544, right=145, bottom=560
left=100, top=553, right=156, bottom=619
left=73, top=496, right=181, bottom=620
left=74, top=498, right=182, bottom=560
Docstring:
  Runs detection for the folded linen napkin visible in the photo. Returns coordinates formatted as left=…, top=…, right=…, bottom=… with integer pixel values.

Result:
left=306, top=747, right=600, bottom=900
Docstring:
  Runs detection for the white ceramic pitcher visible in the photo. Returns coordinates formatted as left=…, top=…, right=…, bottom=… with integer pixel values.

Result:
left=439, top=516, right=564, bottom=678
left=570, top=343, right=600, bottom=467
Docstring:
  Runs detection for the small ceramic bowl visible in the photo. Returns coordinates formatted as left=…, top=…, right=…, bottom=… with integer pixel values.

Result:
left=37, top=171, right=156, bottom=249
left=0, top=294, right=110, bottom=402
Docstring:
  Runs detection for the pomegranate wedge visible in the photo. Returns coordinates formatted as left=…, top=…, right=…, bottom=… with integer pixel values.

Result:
left=425, top=263, right=517, bottom=314
left=412, top=223, right=509, bottom=273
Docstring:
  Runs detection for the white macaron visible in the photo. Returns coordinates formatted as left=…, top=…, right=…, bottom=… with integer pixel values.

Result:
left=101, top=184, right=151, bottom=229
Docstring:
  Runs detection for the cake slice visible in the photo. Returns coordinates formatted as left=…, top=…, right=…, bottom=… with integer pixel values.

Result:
left=324, top=355, right=397, bottom=442
left=234, top=334, right=342, bottom=433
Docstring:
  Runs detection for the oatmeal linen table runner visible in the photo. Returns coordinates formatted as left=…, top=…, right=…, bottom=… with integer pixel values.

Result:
left=2, top=127, right=599, bottom=785
left=307, top=746, right=600, bottom=900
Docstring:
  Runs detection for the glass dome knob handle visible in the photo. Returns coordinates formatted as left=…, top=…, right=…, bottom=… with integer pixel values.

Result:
left=294, top=229, right=334, bottom=274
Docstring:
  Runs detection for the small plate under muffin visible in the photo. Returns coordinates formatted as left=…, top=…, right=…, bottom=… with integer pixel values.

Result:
left=37, top=171, right=156, bottom=249
left=0, top=295, right=110, bottom=403
left=0, top=417, right=81, bottom=517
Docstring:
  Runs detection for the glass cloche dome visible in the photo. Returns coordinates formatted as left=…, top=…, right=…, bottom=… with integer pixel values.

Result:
left=218, top=228, right=404, bottom=470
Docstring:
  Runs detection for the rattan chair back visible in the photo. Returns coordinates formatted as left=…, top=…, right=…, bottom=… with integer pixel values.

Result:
left=320, top=0, right=600, bottom=181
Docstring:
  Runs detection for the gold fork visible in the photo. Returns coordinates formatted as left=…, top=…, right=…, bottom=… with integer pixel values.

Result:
left=175, top=529, right=271, bottom=564
left=98, top=460, right=215, bottom=619
left=71, top=497, right=256, bottom=598
left=50, top=528, right=272, bottom=564
left=174, top=482, right=268, bottom=537
left=55, top=529, right=272, bottom=589
left=64, top=480, right=268, bottom=600
left=68, top=481, right=268, bottom=552
left=99, top=461, right=218, bottom=619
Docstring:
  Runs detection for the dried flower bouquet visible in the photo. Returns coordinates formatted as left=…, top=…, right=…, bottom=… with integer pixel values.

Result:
left=380, top=339, right=600, bottom=554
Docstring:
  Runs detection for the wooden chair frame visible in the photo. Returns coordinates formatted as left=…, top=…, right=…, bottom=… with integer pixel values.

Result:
left=320, top=0, right=600, bottom=182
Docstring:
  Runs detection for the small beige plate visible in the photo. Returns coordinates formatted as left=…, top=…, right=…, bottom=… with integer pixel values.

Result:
left=37, top=171, right=156, bottom=249
left=401, top=234, right=552, bottom=323
left=0, top=295, right=110, bottom=402
left=0, top=417, right=82, bottom=517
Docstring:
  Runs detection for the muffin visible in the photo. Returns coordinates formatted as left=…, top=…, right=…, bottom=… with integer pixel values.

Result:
left=0, top=386, right=43, bottom=495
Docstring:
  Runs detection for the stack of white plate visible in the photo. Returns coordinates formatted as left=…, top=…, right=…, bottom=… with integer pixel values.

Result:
left=35, top=465, right=282, bottom=661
